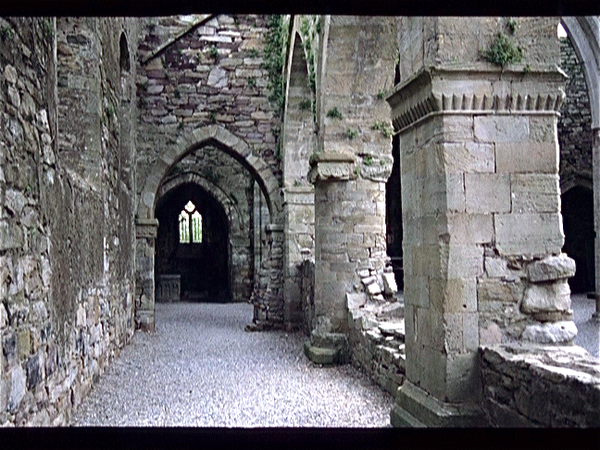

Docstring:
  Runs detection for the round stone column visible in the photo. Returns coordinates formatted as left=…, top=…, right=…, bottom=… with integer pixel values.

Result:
left=305, top=150, right=389, bottom=364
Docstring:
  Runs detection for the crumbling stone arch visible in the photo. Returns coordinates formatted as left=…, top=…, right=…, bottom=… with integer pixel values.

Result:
left=281, top=25, right=318, bottom=329
left=137, top=124, right=282, bottom=222
left=561, top=17, right=600, bottom=129
left=135, top=124, right=284, bottom=330
left=158, top=171, right=245, bottom=236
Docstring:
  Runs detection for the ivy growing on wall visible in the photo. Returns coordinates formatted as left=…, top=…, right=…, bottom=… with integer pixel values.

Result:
left=263, top=15, right=289, bottom=115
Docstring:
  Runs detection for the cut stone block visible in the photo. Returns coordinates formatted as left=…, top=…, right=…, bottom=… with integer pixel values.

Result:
left=521, top=280, right=571, bottom=314
left=521, top=321, right=577, bottom=344
left=495, top=213, right=563, bottom=256
left=8, top=366, right=26, bottom=413
left=382, top=272, right=398, bottom=294
left=366, top=282, right=382, bottom=295
left=346, top=292, right=367, bottom=309
left=527, top=254, right=576, bottom=283
left=304, top=341, right=339, bottom=365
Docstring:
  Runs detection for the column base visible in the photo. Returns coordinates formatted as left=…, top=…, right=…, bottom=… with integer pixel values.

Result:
left=135, top=311, right=155, bottom=332
left=390, top=381, right=487, bottom=427
left=304, top=341, right=340, bottom=365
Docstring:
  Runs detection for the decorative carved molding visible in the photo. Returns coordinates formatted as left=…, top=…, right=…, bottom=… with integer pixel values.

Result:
left=308, top=151, right=357, bottom=183
left=387, top=67, right=568, bottom=133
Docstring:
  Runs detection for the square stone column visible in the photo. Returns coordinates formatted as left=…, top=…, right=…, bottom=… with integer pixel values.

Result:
left=135, top=218, right=158, bottom=332
left=283, top=186, right=315, bottom=330
left=387, top=66, right=569, bottom=426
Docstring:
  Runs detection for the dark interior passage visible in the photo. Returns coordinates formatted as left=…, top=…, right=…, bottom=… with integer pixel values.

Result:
left=386, top=134, right=403, bottom=290
left=562, top=185, right=595, bottom=293
left=156, top=182, right=230, bottom=301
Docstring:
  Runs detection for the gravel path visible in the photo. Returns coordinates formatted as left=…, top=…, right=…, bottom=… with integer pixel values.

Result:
left=572, top=293, right=600, bottom=358
left=71, top=302, right=393, bottom=427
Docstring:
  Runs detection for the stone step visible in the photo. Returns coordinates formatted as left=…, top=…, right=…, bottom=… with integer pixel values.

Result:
left=390, top=403, right=426, bottom=428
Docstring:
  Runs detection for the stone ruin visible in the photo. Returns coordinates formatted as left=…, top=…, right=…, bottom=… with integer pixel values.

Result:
left=1, top=15, right=599, bottom=427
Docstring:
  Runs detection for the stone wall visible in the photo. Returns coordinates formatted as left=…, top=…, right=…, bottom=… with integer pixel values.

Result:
left=135, top=14, right=286, bottom=328
left=136, top=14, right=282, bottom=200
left=481, top=345, right=600, bottom=427
left=559, top=36, right=593, bottom=186
left=1, top=17, right=137, bottom=426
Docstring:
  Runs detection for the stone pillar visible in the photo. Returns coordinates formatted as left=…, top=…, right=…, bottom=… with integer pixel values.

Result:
left=387, top=66, right=569, bottom=427
left=249, top=223, right=285, bottom=329
left=594, top=128, right=600, bottom=320
left=305, top=151, right=357, bottom=364
left=135, top=218, right=158, bottom=331
left=283, top=186, right=315, bottom=330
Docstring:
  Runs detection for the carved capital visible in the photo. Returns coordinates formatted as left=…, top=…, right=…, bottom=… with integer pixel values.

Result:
left=136, top=218, right=159, bottom=239
left=387, top=66, right=568, bottom=133
left=308, top=151, right=357, bottom=184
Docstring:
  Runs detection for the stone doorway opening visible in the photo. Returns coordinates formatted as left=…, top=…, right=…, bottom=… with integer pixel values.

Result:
left=155, top=182, right=230, bottom=302
left=562, top=185, right=595, bottom=294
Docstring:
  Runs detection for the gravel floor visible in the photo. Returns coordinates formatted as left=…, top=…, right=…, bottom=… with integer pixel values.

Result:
left=572, top=293, right=600, bottom=358
left=71, top=302, right=394, bottom=427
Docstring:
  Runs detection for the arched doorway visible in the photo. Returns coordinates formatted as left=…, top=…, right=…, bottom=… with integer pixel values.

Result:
left=562, top=185, right=595, bottom=294
left=155, top=182, right=230, bottom=302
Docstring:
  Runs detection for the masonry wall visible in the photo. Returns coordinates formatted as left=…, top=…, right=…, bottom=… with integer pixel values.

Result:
left=1, top=17, right=137, bottom=426
left=136, top=14, right=282, bottom=203
left=559, top=35, right=593, bottom=184
left=480, top=345, right=600, bottom=427
left=135, top=14, right=286, bottom=326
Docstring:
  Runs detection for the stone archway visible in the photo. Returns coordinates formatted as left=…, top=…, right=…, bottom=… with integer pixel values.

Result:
left=281, top=26, right=318, bottom=330
left=135, top=125, right=284, bottom=331
left=560, top=17, right=600, bottom=317
left=137, top=124, right=282, bottom=221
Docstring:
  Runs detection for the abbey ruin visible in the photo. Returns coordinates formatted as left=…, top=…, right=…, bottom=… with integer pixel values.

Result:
left=1, top=15, right=599, bottom=427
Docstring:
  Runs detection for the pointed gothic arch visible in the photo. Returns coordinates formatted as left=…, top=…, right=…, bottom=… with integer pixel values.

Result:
left=137, top=124, right=282, bottom=222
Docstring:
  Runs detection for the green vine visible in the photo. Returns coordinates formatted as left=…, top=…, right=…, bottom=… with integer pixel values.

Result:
left=263, top=15, right=288, bottom=115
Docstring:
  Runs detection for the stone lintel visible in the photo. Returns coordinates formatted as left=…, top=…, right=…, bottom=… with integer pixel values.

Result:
left=136, top=218, right=159, bottom=239
left=387, top=65, right=568, bottom=133
left=391, top=381, right=487, bottom=428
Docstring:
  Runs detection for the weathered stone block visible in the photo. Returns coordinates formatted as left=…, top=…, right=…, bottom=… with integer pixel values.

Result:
left=430, top=276, right=477, bottom=313
left=521, top=320, right=577, bottom=344
left=464, top=173, right=510, bottom=214
left=366, top=282, right=382, bottom=296
left=8, top=366, right=26, bottom=412
left=495, top=213, right=563, bottom=256
left=445, top=213, right=493, bottom=244
left=527, top=254, right=576, bottom=283
left=521, top=280, right=571, bottom=314
left=495, top=142, right=558, bottom=174
left=346, top=292, right=367, bottom=310
left=478, top=278, right=524, bottom=305
left=511, top=174, right=560, bottom=213
left=382, top=272, right=398, bottom=295
left=474, top=116, right=529, bottom=143
left=439, top=142, right=495, bottom=173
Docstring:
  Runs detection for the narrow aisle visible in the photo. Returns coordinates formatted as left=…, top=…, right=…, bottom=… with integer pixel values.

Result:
left=71, top=302, right=393, bottom=427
